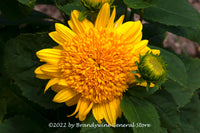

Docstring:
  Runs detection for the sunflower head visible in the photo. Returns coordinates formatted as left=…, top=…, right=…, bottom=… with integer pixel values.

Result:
left=136, top=52, right=167, bottom=86
left=35, top=3, right=160, bottom=126
left=81, top=0, right=114, bottom=10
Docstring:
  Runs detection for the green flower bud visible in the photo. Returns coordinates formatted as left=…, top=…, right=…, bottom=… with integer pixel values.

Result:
left=81, top=0, right=114, bottom=10
left=136, top=52, right=167, bottom=86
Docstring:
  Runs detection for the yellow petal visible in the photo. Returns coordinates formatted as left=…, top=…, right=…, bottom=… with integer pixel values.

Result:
left=34, top=67, right=51, bottom=79
left=114, top=15, right=124, bottom=29
left=70, top=10, right=94, bottom=34
left=105, top=100, right=117, bottom=126
left=140, top=46, right=160, bottom=56
left=51, top=85, right=64, bottom=92
left=137, top=81, right=155, bottom=87
left=44, top=78, right=60, bottom=93
left=68, top=20, right=74, bottom=30
left=58, top=79, right=71, bottom=86
left=92, top=103, right=105, bottom=124
left=67, top=99, right=81, bottom=117
left=67, top=98, right=93, bottom=121
left=39, top=64, right=60, bottom=77
left=139, top=46, right=150, bottom=55
left=53, top=88, right=77, bottom=103
left=53, top=45, right=63, bottom=50
left=55, top=23, right=76, bottom=40
left=102, top=103, right=112, bottom=125
left=151, top=49, right=160, bottom=55
left=77, top=100, right=93, bottom=121
left=112, top=98, right=122, bottom=118
left=92, top=99, right=121, bottom=125
left=65, top=94, right=81, bottom=106
left=107, top=6, right=116, bottom=29
left=116, top=21, right=142, bottom=43
left=132, top=40, right=148, bottom=54
left=72, top=11, right=94, bottom=31
left=49, top=31, right=66, bottom=46
left=71, top=11, right=84, bottom=34
left=95, top=3, right=110, bottom=29
left=36, top=48, right=62, bottom=65
left=40, top=64, right=59, bottom=72
left=127, top=21, right=142, bottom=43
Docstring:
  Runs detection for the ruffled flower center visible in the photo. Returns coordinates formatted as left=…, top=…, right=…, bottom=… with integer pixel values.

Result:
left=59, top=28, right=135, bottom=103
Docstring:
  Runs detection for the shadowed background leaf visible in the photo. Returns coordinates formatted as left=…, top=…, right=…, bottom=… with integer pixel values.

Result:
left=121, top=96, right=160, bottom=133
left=123, top=0, right=157, bottom=9
left=151, top=46, right=200, bottom=107
left=147, top=90, right=180, bottom=131
left=144, top=0, right=200, bottom=28
left=4, top=32, right=61, bottom=109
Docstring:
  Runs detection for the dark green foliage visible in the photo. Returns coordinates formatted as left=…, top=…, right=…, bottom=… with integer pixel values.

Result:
left=121, top=96, right=160, bottom=133
left=123, top=0, right=157, bottom=9
left=1, top=0, right=200, bottom=132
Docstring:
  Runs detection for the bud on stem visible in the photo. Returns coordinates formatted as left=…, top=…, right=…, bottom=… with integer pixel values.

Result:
left=135, top=51, right=167, bottom=89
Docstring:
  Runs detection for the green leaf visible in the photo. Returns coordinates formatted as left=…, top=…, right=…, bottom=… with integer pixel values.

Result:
left=0, top=10, right=53, bottom=27
left=158, top=47, right=187, bottom=87
left=0, top=85, right=54, bottom=132
left=18, top=0, right=36, bottom=8
left=80, top=112, right=114, bottom=133
left=4, top=32, right=61, bottom=109
left=121, top=96, right=160, bottom=133
left=57, top=0, right=84, bottom=16
left=0, top=41, right=9, bottom=86
left=153, top=23, right=200, bottom=44
left=0, top=0, right=32, bottom=20
left=151, top=47, right=200, bottom=107
left=162, top=79, right=192, bottom=108
left=144, top=0, right=200, bottom=28
left=123, top=0, right=157, bottom=9
left=0, top=99, right=7, bottom=123
left=160, top=128, right=168, bottom=133
left=180, top=90, right=200, bottom=133
left=142, top=23, right=167, bottom=47
left=36, top=0, right=54, bottom=5
left=151, top=46, right=191, bottom=107
left=0, top=115, right=51, bottom=133
left=181, top=57, right=200, bottom=90
left=0, top=80, right=67, bottom=132
left=147, top=90, right=180, bottom=130
left=127, top=85, right=158, bottom=98
left=113, top=115, right=133, bottom=133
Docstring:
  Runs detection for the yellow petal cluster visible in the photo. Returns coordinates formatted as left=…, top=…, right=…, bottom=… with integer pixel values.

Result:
left=35, top=3, right=160, bottom=125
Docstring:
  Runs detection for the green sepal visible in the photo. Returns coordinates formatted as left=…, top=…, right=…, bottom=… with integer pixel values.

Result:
left=78, top=10, right=89, bottom=21
left=80, top=0, right=114, bottom=11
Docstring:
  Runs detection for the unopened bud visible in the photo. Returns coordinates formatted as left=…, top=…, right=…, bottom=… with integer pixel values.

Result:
left=81, top=0, right=114, bottom=10
left=136, top=52, right=167, bottom=86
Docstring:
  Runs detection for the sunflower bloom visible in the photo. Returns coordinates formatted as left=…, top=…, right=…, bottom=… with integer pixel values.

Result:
left=35, top=3, right=160, bottom=125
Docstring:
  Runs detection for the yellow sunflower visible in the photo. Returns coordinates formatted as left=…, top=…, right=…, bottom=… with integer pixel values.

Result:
left=35, top=3, right=160, bottom=126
